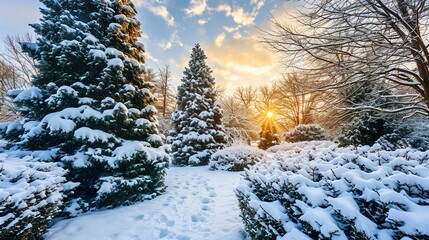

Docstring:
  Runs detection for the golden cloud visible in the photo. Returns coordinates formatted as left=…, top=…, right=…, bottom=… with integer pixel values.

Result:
left=204, top=36, right=280, bottom=93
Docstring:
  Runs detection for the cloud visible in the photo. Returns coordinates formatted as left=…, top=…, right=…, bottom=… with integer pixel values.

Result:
left=198, top=19, right=208, bottom=25
left=159, top=30, right=183, bottom=50
left=230, top=8, right=255, bottom=26
left=233, top=32, right=242, bottom=39
left=135, top=1, right=175, bottom=26
left=185, top=0, right=207, bottom=16
left=145, top=51, right=159, bottom=63
left=215, top=32, right=225, bottom=47
left=216, top=4, right=232, bottom=15
left=251, top=0, right=266, bottom=10
left=216, top=4, right=256, bottom=26
left=223, top=26, right=240, bottom=32
left=205, top=37, right=280, bottom=92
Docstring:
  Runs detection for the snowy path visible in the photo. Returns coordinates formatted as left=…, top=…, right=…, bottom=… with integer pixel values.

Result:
left=45, top=167, right=246, bottom=240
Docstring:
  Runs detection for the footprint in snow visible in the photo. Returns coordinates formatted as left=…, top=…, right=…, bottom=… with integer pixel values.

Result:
left=134, top=214, right=145, bottom=221
left=201, top=197, right=211, bottom=204
left=159, top=214, right=175, bottom=227
left=208, top=191, right=217, bottom=198
left=191, top=214, right=207, bottom=222
left=159, top=229, right=170, bottom=238
left=201, top=205, right=210, bottom=211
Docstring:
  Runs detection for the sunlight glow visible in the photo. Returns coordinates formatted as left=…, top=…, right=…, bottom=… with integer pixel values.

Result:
left=266, top=111, right=273, bottom=118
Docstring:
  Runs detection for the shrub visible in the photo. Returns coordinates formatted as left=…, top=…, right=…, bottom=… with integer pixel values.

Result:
left=209, top=146, right=265, bottom=171
left=337, top=113, right=398, bottom=147
left=266, top=141, right=333, bottom=153
left=235, top=143, right=429, bottom=240
left=0, top=154, right=76, bottom=239
left=284, top=124, right=326, bottom=143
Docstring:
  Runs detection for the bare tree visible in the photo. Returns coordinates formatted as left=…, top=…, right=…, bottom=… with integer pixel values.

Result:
left=255, top=85, right=279, bottom=115
left=261, top=0, right=429, bottom=116
left=0, top=34, right=36, bottom=121
left=273, top=73, right=320, bottom=129
left=234, top=86, right=257, bottom=110
left=156, top=65, right=175, bottom=117
left=1, top=34, right=37, bottom=84
left=220, top=96, right=258, bottom=144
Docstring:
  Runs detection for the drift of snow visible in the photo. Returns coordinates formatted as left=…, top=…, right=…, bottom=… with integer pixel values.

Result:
left=45, top=167, right=246, bottom=240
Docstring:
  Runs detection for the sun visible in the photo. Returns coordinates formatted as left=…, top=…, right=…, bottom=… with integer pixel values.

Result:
left=266, top=111, right=273, bottom=118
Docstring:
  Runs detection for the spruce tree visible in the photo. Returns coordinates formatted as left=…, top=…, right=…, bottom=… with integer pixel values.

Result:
left=1, top=0, right=168, bottom=212
left=168, top=44, right=226, bottom=166
left=258, top=118, right=280, bottom=150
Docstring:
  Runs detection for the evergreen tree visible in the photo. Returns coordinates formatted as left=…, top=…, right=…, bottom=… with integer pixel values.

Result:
left=1, top=0, right=168, bottom=212
left=337, top=80, right=402, bottom=147
left=258, top=118, right=280, bottom=150
left=168, top=44, right=226, bottom=166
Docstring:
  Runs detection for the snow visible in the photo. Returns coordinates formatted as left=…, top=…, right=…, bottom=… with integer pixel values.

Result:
left=89, top=49, right=106, bottom=60
left=45, top=167, right=246, bottom=240
left=74, top=127, right=114, bottom=143
left=105, top=47, right=124, bottom=58
left=83, top=34, right=98, bottom=44
left=12, top=87, right=42, bottom=102
left=108, top=58, right=124, bottom=69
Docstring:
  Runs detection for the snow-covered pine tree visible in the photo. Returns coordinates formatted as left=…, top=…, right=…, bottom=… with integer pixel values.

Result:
left=1, top=0, right=169, bottom=212
left=336, top=80, right=402, bottom=147
left=258, top=124, right=280, bottom=150
left=168, top=44, right=226, bottom=166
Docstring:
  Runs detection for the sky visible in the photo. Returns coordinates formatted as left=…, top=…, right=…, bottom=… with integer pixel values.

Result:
left=0, top=0, right=301, bottom=94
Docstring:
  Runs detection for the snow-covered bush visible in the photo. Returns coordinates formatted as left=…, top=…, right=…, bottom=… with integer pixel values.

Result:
left=284, top=124, right=326, bottom=143
left=375, top=117, right=429, bottom=151
left=209, top=146, right=265, bottom=171
left=0, top=154, right=74, bottom=239
left=266, top=141, right=333, bottom=153
left=235, top=143, right=429, bottom=240
left=337, top=113, right=399, bottom=147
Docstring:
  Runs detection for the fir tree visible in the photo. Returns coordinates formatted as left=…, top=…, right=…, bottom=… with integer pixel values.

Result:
left=168, top=44, right=226, bottom=166
left=1, top=0, right=168, bottom=212
left=258, top=120, right=280, bottom=150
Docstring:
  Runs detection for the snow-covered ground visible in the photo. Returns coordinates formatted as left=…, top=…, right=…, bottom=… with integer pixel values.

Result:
left=45, top=167, right=246, bottom=240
